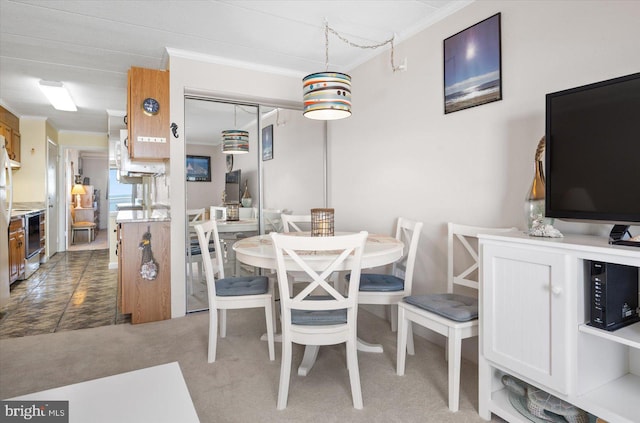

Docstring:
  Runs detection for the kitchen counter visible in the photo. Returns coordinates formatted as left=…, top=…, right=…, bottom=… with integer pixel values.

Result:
left=10, top=202, right=45, bottom=217
left=116, top=209, right=170, bottom=223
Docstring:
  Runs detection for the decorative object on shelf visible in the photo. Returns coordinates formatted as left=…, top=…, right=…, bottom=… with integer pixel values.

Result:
left=241, top=180, right=252, bottom=207
left=525, top=135, right=554, bottom=231
left=71, top=183, right=86, bottom=208
left=502, top=375, right=589, bottom=423
left=222, top=106, right=249, bottom=154
left=74, top=174, right=82, bottom=184
left=444, top=13, right=502, bottom=114
left=138, top=226, right=159, bottom=280
left=262, top=124, right=273, bottom=161
left=226, top=202, right=239, bottom=221
left=303, top=20, right=405, bottom=121
left=311, top=208, right=334, bottom=237
left=529, top=220, right=563, bottom=238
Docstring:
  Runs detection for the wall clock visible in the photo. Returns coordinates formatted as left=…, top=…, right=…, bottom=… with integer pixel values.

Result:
left=226, top=154, right=233, bottom=172
left=142, top=97, right=160, bottom=116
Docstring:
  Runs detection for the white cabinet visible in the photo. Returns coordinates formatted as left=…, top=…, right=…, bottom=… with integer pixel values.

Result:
left=482, top=243, right=572, bottom=394
left=478, top=232, right=640, bottom=423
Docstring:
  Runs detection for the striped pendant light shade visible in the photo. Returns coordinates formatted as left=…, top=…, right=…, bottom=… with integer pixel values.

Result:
left=221, top=130, right=249, bottom=154
left=303, top=72, right=352, bottom=120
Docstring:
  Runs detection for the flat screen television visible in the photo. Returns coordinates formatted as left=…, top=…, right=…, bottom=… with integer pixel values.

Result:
left=225, top=169, right=241, bottom=203
left=545, top=72, right=640, bottom=245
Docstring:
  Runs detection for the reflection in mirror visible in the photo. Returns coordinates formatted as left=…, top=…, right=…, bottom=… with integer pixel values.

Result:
left=184, top=98, right=326, bottom=313
left=185, top=98, right=259, bottom=312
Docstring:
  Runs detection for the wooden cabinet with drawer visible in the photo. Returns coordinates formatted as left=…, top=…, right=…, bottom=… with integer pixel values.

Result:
left=9, top=217, right=25, bottom=283
left=1, top=106, right=21, bottom=163
left=126, top=67, right=170, bottom=160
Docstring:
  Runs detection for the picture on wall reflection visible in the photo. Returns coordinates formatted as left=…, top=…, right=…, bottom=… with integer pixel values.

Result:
left=186, top=155, right=211, bottom=182
left=443, top=13, right=502, bottom=114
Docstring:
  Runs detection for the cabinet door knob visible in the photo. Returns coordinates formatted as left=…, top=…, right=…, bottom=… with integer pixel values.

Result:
left=551, top=286, right=562, bottom=295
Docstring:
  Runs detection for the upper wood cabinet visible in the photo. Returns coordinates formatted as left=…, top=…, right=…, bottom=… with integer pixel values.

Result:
left=0, top=105, right=21, bottom=162
left=127, top=67, right=170, bottom=160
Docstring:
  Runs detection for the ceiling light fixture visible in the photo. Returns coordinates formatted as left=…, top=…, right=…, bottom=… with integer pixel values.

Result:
left=221, top=106, right=249, bottom=154
left=303, top=21, right=405, bottom=121
left=38, top=80, right=77, bottom=111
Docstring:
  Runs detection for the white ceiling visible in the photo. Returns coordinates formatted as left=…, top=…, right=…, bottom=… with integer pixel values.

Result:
left=0, top=0, right=471, bottom=136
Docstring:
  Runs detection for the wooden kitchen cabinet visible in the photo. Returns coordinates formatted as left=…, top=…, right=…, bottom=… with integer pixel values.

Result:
left=1, top=105, right=21, bottom=163
left=126, top=67, right=170, bottom=160
left=9, top=217, right=25, bottom=284
left=117, top=220, right=171, bottom=324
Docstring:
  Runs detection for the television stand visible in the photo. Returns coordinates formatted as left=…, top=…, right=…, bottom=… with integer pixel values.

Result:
left=609, top=224, right=640, bottom=247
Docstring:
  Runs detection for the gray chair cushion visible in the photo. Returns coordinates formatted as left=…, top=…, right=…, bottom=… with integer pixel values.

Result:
left=291, top=295, right=347, bottom=325
left=346, top=273, right=405, bottom=292
left=403, top=293, right=478, bottom=322
left=215, top=276, right=268, bottom=296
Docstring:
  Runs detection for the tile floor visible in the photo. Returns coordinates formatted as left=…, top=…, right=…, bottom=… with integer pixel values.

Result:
left=0, top=249, right=129, bottom=339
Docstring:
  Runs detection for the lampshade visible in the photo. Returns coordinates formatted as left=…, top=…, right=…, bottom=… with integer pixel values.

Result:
left=303, top=72, right=352, bottom=120
left=221, top=130, right=249, bottom=154
left=71, top=184, right=86, bottom=195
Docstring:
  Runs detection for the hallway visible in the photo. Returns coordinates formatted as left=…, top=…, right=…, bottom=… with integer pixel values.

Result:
left=0, top=247, right=129, bottom=339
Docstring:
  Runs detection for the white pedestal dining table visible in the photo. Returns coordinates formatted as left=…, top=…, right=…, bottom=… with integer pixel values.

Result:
left=233, top=232, right=404, bottom=375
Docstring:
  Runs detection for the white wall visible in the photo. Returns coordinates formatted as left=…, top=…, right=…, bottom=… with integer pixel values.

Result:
left=168, top=1, right=640, bottom=321
left=328, top=0, right=640, bottom=352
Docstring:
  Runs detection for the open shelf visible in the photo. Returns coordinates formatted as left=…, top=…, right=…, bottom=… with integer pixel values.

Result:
left=572, top=373, right=640, bottom=423
left=579, top=321, right=640, bottom=350
left=489, top=388, right=528, bottom=423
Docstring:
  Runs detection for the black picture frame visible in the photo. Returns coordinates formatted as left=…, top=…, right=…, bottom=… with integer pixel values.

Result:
left=262, top=124, right=273, bottom=161
left=186, top=155, right=211, bottom=182
left=443, top=13, right=502, bottom=114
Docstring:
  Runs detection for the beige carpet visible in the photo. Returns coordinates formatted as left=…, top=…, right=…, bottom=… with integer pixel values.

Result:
left=0, top=309, right=503, bottom=422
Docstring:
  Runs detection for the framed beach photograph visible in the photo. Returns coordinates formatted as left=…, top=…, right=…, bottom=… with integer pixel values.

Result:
left=186, top=155, right=211, bottom=182
left=262, top=124, right=273, bottom=161
left=443, top=13, right=502, bottom=114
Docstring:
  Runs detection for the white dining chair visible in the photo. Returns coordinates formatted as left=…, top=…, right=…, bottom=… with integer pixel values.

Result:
left=194, top=219, right=275, bottom=363
left=396, top=222, right=516, bottom=412
left=281, top=214, right=312, bottom=233
left=186, top=208, right=206, bottom=291
left=263, top=209, right=289, bottom=233
left=271, top=231, right=368, bottom=410
left=210, top=206, right=227, bottom=220
left=346, top=217, right=423, bottom=352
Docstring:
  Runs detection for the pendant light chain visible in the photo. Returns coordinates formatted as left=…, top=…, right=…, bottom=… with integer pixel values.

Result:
left=324, top=21, right=403, bottom=72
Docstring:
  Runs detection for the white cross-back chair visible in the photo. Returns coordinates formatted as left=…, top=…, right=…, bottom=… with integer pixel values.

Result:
left=281, top=214, right=312, bottom=233
left=345, top=217, right=423, bottom=352
left=271, top=231, right=368, bottom=410
left=280, top=213, right=315, bottom=288
left=263, top=209, right=289, bottom=233
left=194, top=219, right=275, bottom=363
left=186, top=208, right=206, bottom=291
left=396, top=222, right=516, bottom=412
left=210, top=206, right=227, bottom=220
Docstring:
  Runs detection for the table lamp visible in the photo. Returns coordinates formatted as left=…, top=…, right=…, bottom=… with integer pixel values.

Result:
left=71, top=184, right=86, bottom=208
